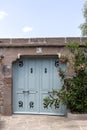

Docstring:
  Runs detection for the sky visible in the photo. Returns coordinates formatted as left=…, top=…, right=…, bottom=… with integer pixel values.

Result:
left=0, top=0, right=86, bottom=38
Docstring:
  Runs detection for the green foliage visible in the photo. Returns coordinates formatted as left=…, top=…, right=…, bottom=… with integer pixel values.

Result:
left=84, top=42, right=87, bottom=52
left=80, top=1, right=87, bottom=36
left=43, top=90, right=60, bottom=109
left=43, top=42, right=87, bottom=114
left=59, top=55, right=68, bottom=63
left=80, top=23, right=87, bottom=36
left=66, top=42, right=79, bottom=53
left=58, top=68, right=66, bottom=80
left=74, top=50, right=86, bottom=66
left=63, top=69, right=87, bottom=113
left=83, top=1, right=87, bottom=20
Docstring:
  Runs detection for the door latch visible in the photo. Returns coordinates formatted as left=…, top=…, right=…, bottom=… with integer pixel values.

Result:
left=48, top=91, right=53, bottom=96
left=23, top=90, right=29, bottom=94
left=29, top=101, right=34, bottom=108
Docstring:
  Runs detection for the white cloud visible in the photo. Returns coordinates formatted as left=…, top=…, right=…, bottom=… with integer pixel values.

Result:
left=0, top=11, right=8, bottom=20
left=22, top=26, right=33, bottom=33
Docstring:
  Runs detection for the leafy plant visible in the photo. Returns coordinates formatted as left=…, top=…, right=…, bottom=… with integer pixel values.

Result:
left=58, top=68, right=66, bottom=80
left=43, top=42, right=87, bottom=114
left=59, top=55, right=68, bottom=63
left=66, top=42, right=79, bottom=53
left=80, top=1, right=87, bottom=36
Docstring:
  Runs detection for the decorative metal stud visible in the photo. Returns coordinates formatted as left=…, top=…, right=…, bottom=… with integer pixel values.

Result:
left=19, top=61, right=23, bottom=67
left=18, top=101, right=23, bottom=108
left=55, top=59, right=59, bottom=67
left=29, top=101, right=34, bottom=108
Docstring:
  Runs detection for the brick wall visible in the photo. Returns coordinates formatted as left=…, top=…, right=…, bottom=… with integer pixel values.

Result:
left=0, top=61, right=4, bottom=114
left=0, top=37, right=87, bottom=115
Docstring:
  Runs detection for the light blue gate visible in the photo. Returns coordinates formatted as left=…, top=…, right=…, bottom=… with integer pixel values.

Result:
left=13, top=56, right=66, bottom=115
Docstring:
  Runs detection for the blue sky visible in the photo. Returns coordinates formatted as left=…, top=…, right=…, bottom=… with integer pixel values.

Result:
left=0, top=0, right=86, bottom=38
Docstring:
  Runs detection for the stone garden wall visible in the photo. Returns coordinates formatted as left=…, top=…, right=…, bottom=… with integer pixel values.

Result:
left=0, top=37, right=86, bottom=115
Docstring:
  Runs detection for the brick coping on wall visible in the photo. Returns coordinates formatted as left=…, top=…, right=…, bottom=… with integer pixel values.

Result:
left=0, top=37, right=87, bottom=47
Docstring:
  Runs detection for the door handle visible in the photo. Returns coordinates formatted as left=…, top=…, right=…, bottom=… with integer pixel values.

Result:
left=48, top=91, right=52, bottom=94
left=48, top=91, right=53, bottom=96
left=23, top=90, right=29, bottom=94
left=45, top=68, right=47, bottom=73
left=30, top=68, right=33, bottom=73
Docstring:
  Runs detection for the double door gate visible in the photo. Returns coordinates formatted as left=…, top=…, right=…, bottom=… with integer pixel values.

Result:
left=13, top=56, right=66, bottom=115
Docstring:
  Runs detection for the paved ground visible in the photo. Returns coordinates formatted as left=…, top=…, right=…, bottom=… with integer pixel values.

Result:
left=0, top=115, right=87, bottom=130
